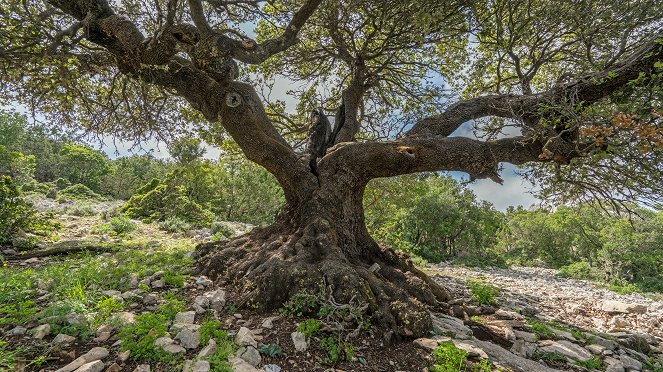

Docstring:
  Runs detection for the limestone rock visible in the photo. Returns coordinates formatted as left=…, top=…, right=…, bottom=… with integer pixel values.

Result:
left=196, top=276, right=213, bottom=287
left=32, top=324, right=51, bottom=339
left=175, top=311, right=196, bottom=324
left=66, top=313, right=87, bottom=326
left=228, top=356, right=261, bottom=372
left=263, top=365, right=281, bottom=372
left=511, top=339, right=536, bottom=358
left=132, top=365, right=150, bottom=372
left=175, top=328, right=200, bottom=349
left=539, top=340, right=592, bottom=361
left=105, top=363, right=121, bottom=372
left=413, top=338, right=439, bottom=351
left=142, top=294, right=158, bottom=305
left=117, top=350, right=130, bottom=362
left=236, top=327, right=258, bottom=348
left=431, top=313, right=472, bottom=338
left=619, top=354, right=642, bottom=370
left=53, top=333, right=76, bottom=346
left=115, top=312, right=136, bottom=325
left=162, top=343, right=186, bottom=355
left=513, top=330, right=537, bottom=343
left=237, top=346, right=261, bottom=367
left=291, top=331, right=307, bottom=352
left=73, top=360, right=104, bottom=372
left=55, top=347, right=109, bottom=372
left=586, top=344, right=606, bottom=355
left=151, top=279, right=165, bottom=289
left=7, top=326, right=27, bottom=336
left=261, top=316, right=280, bottom=329
left=198, top=339, right=217, bottom=359
left=452, top=341, right=489, bottom=359
left=601, top=300, right=648, bottom=314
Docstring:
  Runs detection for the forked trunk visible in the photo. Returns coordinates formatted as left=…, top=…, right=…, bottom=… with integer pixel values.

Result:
left=195, top=168, right=450, bottom=338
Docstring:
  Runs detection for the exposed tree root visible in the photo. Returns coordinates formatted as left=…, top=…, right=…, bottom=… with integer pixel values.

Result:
left=194, top=218, right=450, bottom=338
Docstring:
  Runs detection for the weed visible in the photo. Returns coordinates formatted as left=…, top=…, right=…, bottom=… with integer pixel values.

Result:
left=208, top=336, right=236, bottom=372
left=296, top=319, right=323, bottom=339
left=225, top=303, right=237, bottom=314
left=98, top=216, right=137, bottom=235
left=118, top=312, right=175, bottom=362
left=258, top=343, right=283, bottom=357
left=430, top=341, right=468, bottom=372
left=280, top=289, right=320, bottom=317
left=159, top=292, right=186, bottom=319
left=527, top=319, right=556, bottom=340
left=319, top=335, right=353, bottom=364
left=0, top=340, right=19, bottom=370
left=162, top=271, right=185, bottom=288
left=575, top=356, right=604, bottom=370
left=95, top=297, right=125, bottom=325
left=199, top=321, right=229, bottom=345
left=468, top=280, right=500, bottom=306
left=159, top=216, right=193, bottom=233
left=533, top=351, right=567, bottom=363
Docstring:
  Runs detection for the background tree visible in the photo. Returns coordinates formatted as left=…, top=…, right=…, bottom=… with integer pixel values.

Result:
left=0, top=0, right=661, bottom=337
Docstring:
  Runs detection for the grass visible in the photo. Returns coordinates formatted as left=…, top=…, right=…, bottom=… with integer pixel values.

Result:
left=527, top=318, right=556, bottom=340
left=468, top=280, right=500, bottom=306
left=575, top=356, right=604, bottom=370
left=533, top=351, right=567, bottom=363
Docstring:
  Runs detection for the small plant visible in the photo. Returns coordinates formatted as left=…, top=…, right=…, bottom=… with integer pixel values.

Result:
left=208, top=336, right=236, bottom=372
left=118, top=312, right=175, bottom=362
left=430, top=341, right=468, bottom=372
left=211, top=221, right=235, bottom=239
left=533, top=351, right=567, bottom=363
left=65, top=204, right=96, bottom=217
left=468, top=280, right=500, bottom=306
left=159, top=293, right=186, bottom=319
left=296, top=319, right=323, bottom=339
left=159, top=216, right=193, bottom=234
left=95, top=296, right=125, bottom=324
left=225, top=303, right=237, bottom=314
left=258, top=343, right=283, bottom=357
left=527, top=318, right=556, bottom=340
left=199, top=321, right=230, bottom=345
left=0, top=340, right=19, bottom=370
left=162, top=271, right=185, bottom=288
left=319, top=336, right=353, bottom=363
left=57, top=183, right=101, bottom=201
left=280, top=289, right=320, bottom=317
left=99, top=216, right=137, bottom=235
left=575, top=356, right=604, bottom=370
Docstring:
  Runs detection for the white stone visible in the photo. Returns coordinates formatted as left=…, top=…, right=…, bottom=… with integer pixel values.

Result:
left=586, top=344, right=606, bottom=355
left=263, top=365, right=281, bottom=372
left=55, top=347, right=109, bottom=372
left=151, top=279, right=165, bottom=288
left=601, top=300, right=648, bottom=314
left=175, top=311, right=196, bottom=324
left=115, top=312, right=136, bottom=325
left=154, top=337, right=175, bottom=348
left=66, top=313, right=87, bottom=326
left=452, top=341, right=489, bottom=359
left=431, top=313, right=472, bottom=337
left=511, top=339, right=536, bottom=358
left=413, top=338, right=439, bottom=351
left=235, top=327, right=257, bottom=348
left=133, top=365, right=150, bottom=372
left=162, top=343, right=186, bottom=355
left=175, top=328, right=200, bottom=349
left=514, top=330, right=538, bottom=343
left=539, top=340, right=592, bottom=361
left=198, top=339, right=217, bottom=359
left=32, top=324, right=51, bottom=339
left=228, top=357, right=261, bottom=372
left=53, top=333, right=76, bottom=345
left=291, top=331, right=307, bottom=352
left=261, top=316, right=280, bottom=329
left=237, top=346, right=261, bottom=367
left=196, top=276, right=213, bottom=287
left=73, top=360, right=104, bottom=372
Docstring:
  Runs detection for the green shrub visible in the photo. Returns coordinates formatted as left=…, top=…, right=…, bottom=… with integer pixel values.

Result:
left=527, top=319, right=555, bottom=340
left=21, top=181, right=52, bottom=195
left=468, top=280, right=500, bottom=306
left=119, top=312, right=174, bottom=361
left=121, top=178, right=212, bottom=226
left=533, top=351, right=567, bottom=363
left=159, top=216, right=193, bottom=233
left=98, top=216, right=137, bottom=235
left=319, top=336, right=353, bottom=363
left=575, top=356, right=604, bottom=370
left=296, top=319, right=322, bottom=339
left=558, top=262, right=601, bottom=281
left=211, top=221, right=235, bottom=239
left=0, top=176, right=58, bottom=246
left=57, top=183, right=101, bottom=201
left=199, top=321, right=230, bottom=345
left=64, top=204, right=97, bottom=217
left=430, top=341, right=468, bottom=372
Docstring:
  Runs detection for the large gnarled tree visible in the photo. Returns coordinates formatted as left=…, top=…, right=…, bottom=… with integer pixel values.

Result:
left=1, top=0, right=661, bottom=337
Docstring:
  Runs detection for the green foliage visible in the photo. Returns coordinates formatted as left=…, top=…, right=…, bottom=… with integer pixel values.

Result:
left=121, top=178, right=212, bottom=227
left=296, top=319, right=323, bottom=339
left=159, top=216, right=193, bottom=233
left=58, top=143, right=111, bottom=193
left=168, top=137, right=206, bottom=164
left=118, top=312, right=175, bottom=361
left=319, top=336, right=353, bottom=363
left=0, top=340, right=20, bottom=371
left=527, top=319, right=555, bottom=340
left=208, top=339, right=235, bottom=372
left=430, top=341, right=468, bottom=372
left=57, top=183, right=102, bottom=201
left=199, top=321, right=230, bottom=345
left=280, top=289, right=322, bottom=317
left=0, top=176, right=58, bottom=246
left=558, top=262, right=601, bottom=281
left=100, top=155, right=170, bottom=200
left=468, top=280, right=500, bottom=306
left=257, top=343, right=283, bottom=357
left=365, top=174, right=505, bottom=266
left=97, top=216, right=137, bottom=236
left=533, top=351, right=567, bottom=363
left=0, top=145, right=36, bottom=184
left=162, top=271, right=185, bottom=288
left=95, top=296, right=125, bottom=323
left=575, top=356, right=604, bottom=370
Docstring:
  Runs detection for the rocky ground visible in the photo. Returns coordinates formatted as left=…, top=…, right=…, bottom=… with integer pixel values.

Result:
left=1, top=199, right=662, bottom=371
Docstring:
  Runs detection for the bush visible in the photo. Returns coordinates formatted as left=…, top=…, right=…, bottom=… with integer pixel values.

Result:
left=430, top=342, right=468, bottom=372
left=21, top=181, right=52, bottom=195
left=98, top=216, right=137, bottom=235
left=121, top=178, right=212, bottom=226
left=558, top=262, right=601, bottom=281
left=468, top=280, right=500, bottom=306
left=211, top=221, right=236, bottom=238
left=159, top=216, right=193, bottom=233
left=64, top=204, right=97, bottom=217
left=0, top=176, right=58, bottom=246
left=57, top=183, right=101, bottom=201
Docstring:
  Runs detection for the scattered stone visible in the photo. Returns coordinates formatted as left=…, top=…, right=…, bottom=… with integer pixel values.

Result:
left=236, top=327, right=258, bottom=348
left=413, top=338, right=439, bottom=351
left=431, top=313, right=473, bottom=338
left=196, top=276, right=213, bottom=287
left=175, top=311, right=196, bottom=324
left=105, top=363, right=121, bottom=372
left=193, top=295, right=210, bottom=314
left=139, top=278, right=151, bottom=287
left=228, top=357, right=261, bottom=372
left=7, top=326, right=27, bottom=336
left=619, top=354, right=643, bottom=370
left=513, top=330, right=537, bottom=343
left=601, top=300, right=648, bottom=314
left=452, top=341, right=489, bottom=359
left=171, top=322, right=201, bottom=333
left=133, top=365, right=150, bottom=372
left=198, top=339, right=217, bottom=359
left=151, top=279, right=165, bottom=289
left=291, top=331, right=307, bottom=352
left=461, top=338, right=558, bottom=372
left=55, top=347, right=109, bottom=372
left=117, top=351, right=130, bottom=363
left=175, top=328, right=200, bottom=349
left=510, top=339, right=536, bottom=358
left=233, top=313, right=243, bottom=319
left=73, top=360, right=104, bottom=372
left=154, top=337, right=175, bottom=348
left=102, top=290, right=122, bottom=298
left=605, top=357, right=626, bottom=372
left=539, top=340, right=592, bottom=361
left=237, top=346, right=261, bottom=367
left=129, top=273, right=139, bottom=288
left=66, top=313, right=87, bottom=326
left=261, top=316, right=280, bottom=329
left=263, top=365, right=281, bottom=372
left=142, top=294, right=158, bottom=305
left=588, top=335, right=619, bottom=351
left=207, top=290, right=226, bottom=313
left=162, top=343, right=186, bottom=355
left=53, top=333, right=76, bottom=346
left=32, top=324, right=51, bottom=339
left=586, top=344, right=607, bottom=355
left=115, top=312, right=136, bottom=325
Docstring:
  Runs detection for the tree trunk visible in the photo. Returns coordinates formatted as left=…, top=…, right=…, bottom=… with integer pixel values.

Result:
left=195, top=165, right=450, bottom=338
